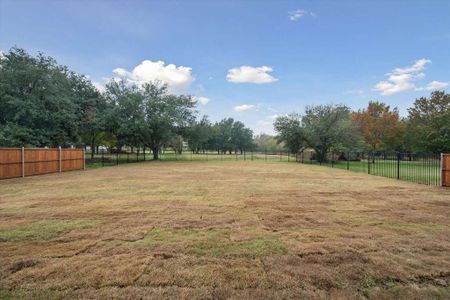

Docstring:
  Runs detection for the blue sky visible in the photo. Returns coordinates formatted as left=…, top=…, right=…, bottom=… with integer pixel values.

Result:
left=1, top=0, right=449, bottom=134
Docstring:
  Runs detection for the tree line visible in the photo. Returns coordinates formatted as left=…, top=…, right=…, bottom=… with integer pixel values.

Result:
left=274, top=93, right=449, bottom=162
left=1, top=47, right=448, bottom=161
left=0, top=48, right=255, bottom=159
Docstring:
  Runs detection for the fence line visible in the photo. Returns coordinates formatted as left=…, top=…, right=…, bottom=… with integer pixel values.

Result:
left=85, top=148, right=446, bottom=186
left=0, top=147, right=84, bottom=180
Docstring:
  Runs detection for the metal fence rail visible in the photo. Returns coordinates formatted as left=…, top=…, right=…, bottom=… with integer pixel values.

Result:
left=85, top=149, right=445, bottom=186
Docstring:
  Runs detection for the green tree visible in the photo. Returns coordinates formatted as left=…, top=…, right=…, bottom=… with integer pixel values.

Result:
left=187, top=116, right=213, bottom=153
left=0, top=48, right=81, bottom=147
left=273, top=113, right=304, bottom=153
left=142, top=82, right=195, bottom=160
left=406, top=91, right=450, bottom=153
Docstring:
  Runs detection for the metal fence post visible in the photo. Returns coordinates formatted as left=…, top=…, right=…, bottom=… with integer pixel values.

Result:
left=83, top=148, right=86, bottom=170
left=59, top=146, right=62, bottom=173
left=102, top=148, right=105, bottom=167
left=397, top=153, right=400, bottom=180
left=347, top=152, right=350, bottom=170
left=116, top=150, right=119, bottom=165
left=441, top=153, right=444, bottom=187
left=22, top=147, right=25, bottom=177
left=368, top=152, right=370, bottom=174
left=143, top=147, right=146, bottom=161
left=265, top=149, right=267, bottom=161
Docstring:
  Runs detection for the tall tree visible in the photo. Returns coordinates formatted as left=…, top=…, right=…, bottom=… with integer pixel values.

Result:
left=302, top=104, right=358, bottom=161
left=273, top=113, right=304, bottom=153
left=351, top=101, right=401, bottom=152
left=187, top=116, right=213, bottom=153
left=142, top=82, right=195, bottom=159
left=104, top=80, right=149, bottom=152
left=406, top=91, right=450, bottom=152
left=0, top=48, right=81, bottom=147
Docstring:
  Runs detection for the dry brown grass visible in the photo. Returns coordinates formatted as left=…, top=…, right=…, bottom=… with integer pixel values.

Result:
left=0, top=161, right=449, bottom=299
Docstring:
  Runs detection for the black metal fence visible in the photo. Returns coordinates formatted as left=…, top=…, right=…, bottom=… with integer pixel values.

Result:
left=85, top=149, right=443, bottom=186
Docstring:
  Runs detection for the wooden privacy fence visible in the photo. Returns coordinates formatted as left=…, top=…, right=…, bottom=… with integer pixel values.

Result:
left=442, top=154, right=450, bottom=187
left=0, top=147, right=84, bottom=180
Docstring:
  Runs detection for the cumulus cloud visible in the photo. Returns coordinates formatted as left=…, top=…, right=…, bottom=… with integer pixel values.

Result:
left=227, top=66, right=278, bottom=84
left=373, top=59, right=431, bottom=96
left=423, top=80, right=449, bottom=91
left=112, top=60, right=194, bottom=93
left=288, top=9, right=316, bottom=21
left=192, top=96, right=210, bottom=106
left=234, top=104, right=256, bottom=112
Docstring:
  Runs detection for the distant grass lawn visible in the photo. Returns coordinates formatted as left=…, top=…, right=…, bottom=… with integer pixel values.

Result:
left=1, top=161, right=448, bottom=299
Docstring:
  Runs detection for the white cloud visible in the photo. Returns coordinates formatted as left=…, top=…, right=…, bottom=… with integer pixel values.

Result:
left=192, top=96, right=210, bottom=106
left=344, top=89, right=364, bottom=95
left=92, top=81, right=106, bottom=93
left=227, top=66, right=278, bottom=84
left=112, top=60, right=194, bottom=93
left=373, top=59, right=431, bottom=96
left=288, top=9, right=316, bottom=21
left=423, top=80, right=449, bottom=91
left=234, top=104, right=256, bottom=112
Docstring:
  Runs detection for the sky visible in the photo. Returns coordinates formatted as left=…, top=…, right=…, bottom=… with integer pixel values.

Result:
left=1, top=0, right=449, bottom=135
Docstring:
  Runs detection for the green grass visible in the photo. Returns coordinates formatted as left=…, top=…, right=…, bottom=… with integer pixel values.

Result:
left=103, top=227, right=288, bottom=258
left=0, top=219, right=101, bottom=241
left=84, top=151, right=441, bottom=185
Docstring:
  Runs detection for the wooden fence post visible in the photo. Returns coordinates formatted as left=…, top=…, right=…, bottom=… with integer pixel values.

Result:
left=83, top=148, right=86, bottom=170
left=59, top=146, right=62, bottom=173
left=22, top=147, right=25, bottom=177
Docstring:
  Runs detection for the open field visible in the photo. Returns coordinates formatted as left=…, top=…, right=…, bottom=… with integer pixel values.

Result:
left=0, top=161, right=449, bottom=299
left=87, top=151, right=442, bottom=185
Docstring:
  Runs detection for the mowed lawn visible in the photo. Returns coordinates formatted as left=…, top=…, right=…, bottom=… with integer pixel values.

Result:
left=0, top=161, right=449, bottom=299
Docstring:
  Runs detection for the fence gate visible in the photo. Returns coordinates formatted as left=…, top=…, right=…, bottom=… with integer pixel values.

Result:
left=443, top=154, right=450, bottom=187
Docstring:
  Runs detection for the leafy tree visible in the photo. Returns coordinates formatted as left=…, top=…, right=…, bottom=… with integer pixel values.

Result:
left=142, top=82, right=195, bottom=159
left=275, top=104, right=360, bottom=162
left=187, top=116, right=213, bottom=153
left=351, top=101, right=401, bottom=152
left=0, top=47, right=103, bottom=148
left=0, top=48, right=80, bottom=146
left=302, top=104, right=359, bottom=161
left=273, top=113, right=304, bottom=153
left=406, top=91, right=450, bottom=153
left=231, top=121, right=254, bottom=153
left=104, top=81, right=149, bottom=152
left=215, top=118, right=234, bottom=153
left=212, top=118, right=254, bottom=153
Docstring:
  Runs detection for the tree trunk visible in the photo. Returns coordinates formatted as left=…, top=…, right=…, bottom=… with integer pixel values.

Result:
left=152, top=146, right=159, bottom=160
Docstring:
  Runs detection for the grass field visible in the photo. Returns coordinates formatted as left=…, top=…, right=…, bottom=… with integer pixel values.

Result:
left=1, top=161, right=449, bottom=299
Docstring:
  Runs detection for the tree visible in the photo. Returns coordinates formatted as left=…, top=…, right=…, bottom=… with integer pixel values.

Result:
left=0, top=48, right=81, bottom=147
left=275, top=104, right=360, bottom=162
left=212, top=118, right=254, bottom=154
left=187, top=116, right=213, bottom=153
left=104, top=80, right=149, bottom=152
left=351, top=101, right=401, bottom=152
left=406, top=91, right=450, bottom=153
left=231, top=121, right=254, bottom=153
left=273, top=113, right=304, bottom=153
left=302, top=104, right=359, bottom=161
left=142, top=82, right=195, bottom=160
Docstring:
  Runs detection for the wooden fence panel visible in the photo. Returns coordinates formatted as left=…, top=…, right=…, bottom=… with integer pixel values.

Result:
left=443, top=154, right=450, bottom=187
left=0, top=148, right=84, bottom=180
left=24, top=149, right=59, bottom=176
left=0, top=148, right=22, bottom=179
left=62, top=149, right=84, bottom=171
